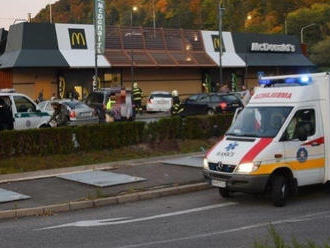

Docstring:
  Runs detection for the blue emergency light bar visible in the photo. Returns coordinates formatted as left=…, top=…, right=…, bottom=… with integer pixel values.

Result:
left=259, top=75, right=312, bottom=87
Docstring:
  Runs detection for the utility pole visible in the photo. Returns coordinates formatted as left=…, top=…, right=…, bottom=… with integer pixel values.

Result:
left=49, top=2, right=52, bottom=23
left=218, top=1, right=225, bottom=90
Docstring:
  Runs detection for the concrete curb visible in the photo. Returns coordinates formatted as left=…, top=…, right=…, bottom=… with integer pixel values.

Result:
left=0, top=182, right=210, bottom=220
left=0, top=152, right=203, bottom=184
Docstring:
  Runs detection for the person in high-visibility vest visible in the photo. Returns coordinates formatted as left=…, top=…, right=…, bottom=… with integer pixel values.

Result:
left=132, top=82, right=143, bottom=114
left=170, top=90, right=184, bottom=116
left=106, top=95, right=116, bottom=111
left=105, top=95, right=116, bottom=122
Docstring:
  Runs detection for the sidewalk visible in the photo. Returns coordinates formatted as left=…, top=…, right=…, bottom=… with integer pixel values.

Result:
left=0, top=153, right=209, bottom=219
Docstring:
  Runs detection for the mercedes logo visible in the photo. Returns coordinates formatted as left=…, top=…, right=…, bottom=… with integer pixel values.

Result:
left=216, top=162, right=223, bottom=171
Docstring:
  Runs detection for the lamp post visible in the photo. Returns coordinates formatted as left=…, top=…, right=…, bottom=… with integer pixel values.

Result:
left=300, top=23, right=316, bottom=44
left=49, top=2, right=53, bottom=23
left=130, top=6, right=138, bottom=90
left=218, top=2, right=225, bottom=91
left=152, top=0, right=156, bottom=38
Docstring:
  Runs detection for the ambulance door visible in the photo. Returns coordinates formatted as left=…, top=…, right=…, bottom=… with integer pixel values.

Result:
left=281, top=108, right=324, bottom=186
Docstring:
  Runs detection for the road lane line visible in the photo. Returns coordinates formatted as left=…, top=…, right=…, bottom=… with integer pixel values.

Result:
left=37, top=202, right=237, bottom=230
left=114, top=211, right=330, bottom=248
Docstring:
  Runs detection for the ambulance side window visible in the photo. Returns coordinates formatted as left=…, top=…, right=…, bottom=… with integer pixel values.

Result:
left=281, top=109, right=315, bottom=141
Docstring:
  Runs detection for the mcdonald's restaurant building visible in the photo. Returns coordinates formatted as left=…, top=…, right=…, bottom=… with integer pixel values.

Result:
left=0, top=22, right=314, bottom=101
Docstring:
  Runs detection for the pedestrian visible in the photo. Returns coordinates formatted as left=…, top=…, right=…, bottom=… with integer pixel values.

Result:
left=219, top=84, right=230, bottom=93
left=48, top=102, right=69, bottom=127
left=0, top=97, right=14, bottom=131
left=110, top=93, right=123, bottom=121
left=132, top=82, right=143, bottom=114
left=241, top=85, right=251, bottom=106
left=105, top=95, right=116, bottom=122
left=170, top=90, right=184, bottom=116
left=35, top=91, right=44, bottom=104
left=50, top=93, right=56, bottom=101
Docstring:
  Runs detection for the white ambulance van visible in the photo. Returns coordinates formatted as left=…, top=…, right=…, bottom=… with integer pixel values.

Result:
left=0, top=90, right=50, bottom=130
left=203, top=72, right=330, bottom=206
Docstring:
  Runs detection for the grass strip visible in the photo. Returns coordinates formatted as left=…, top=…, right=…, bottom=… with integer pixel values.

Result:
left=0, top=139, right=214, bottom=175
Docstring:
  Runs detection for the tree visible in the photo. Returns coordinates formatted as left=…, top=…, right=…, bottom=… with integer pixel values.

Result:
left=310, top=36, right=330, bottom=69
left=287, top=3, right=330, bottom=47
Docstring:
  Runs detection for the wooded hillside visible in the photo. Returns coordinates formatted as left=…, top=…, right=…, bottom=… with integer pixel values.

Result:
left=34, top=0, right=330, bottom=69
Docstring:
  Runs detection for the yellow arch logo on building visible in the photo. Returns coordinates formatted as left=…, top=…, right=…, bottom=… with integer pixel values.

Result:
left=71, top=32, right=86, bottom=46
left=68, top=28, right=87, bottom=49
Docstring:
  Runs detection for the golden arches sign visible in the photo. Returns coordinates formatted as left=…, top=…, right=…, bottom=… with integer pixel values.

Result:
left=71, top=32, right=86, bottom=46
left=69, top=29, right=87, bottom=49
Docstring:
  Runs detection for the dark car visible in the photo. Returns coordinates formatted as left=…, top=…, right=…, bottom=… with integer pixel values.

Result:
left=181, top=93, right=243, bottom=116
left=85, top=88, right=134, bottom=121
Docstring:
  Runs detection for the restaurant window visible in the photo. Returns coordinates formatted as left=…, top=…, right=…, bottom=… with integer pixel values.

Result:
left=103, top=72, right=121, bottom=88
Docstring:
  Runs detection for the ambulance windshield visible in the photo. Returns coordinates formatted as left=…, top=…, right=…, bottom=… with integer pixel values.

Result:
left=227, top=106, right=293, bottom=138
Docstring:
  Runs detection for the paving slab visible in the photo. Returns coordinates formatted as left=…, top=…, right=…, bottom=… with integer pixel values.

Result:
left=57, top=171, right=146, bottom=187
left=162, top=156, right=203, bottom=168
left=0, top=163, right=204, bottom=211
left=0, top=188, right=31, bottom=203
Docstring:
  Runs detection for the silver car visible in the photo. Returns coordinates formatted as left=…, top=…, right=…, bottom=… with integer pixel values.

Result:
left=146, top=91, right=172, bottom=112
left=38, top=99, right=99, bottom=126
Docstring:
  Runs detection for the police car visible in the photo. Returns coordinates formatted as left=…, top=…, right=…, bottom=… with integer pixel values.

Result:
left=0, top=89, right=50, bottom=130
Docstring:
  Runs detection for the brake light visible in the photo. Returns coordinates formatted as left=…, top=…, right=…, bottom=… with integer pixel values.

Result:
left=70, top=111, right=76, bottom=118
left=219, top=102, right=227, bottom=110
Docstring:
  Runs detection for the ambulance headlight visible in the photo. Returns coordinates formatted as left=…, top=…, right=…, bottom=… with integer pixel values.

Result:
left=235, top=162, right=261, bottom=174
left=203, top=158, right=209, bottom=169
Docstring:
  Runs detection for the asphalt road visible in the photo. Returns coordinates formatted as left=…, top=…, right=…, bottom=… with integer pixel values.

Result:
left=1, top=186, right=330, bottom=248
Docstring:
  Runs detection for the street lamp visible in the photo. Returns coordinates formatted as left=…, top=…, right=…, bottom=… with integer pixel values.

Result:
left=49, top=1, right=53, bottom=23
left=130, top=6, right=138, bottom=90
left=218, top=2, right=225, bottom=91
left=300, top=23, right=316, bottom=44
left=152, top=0, right=156, bottom=38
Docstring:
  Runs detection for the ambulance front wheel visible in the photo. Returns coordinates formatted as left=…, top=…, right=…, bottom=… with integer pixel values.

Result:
left=271, top=174, right=289, bottom=207
left=219, top=188, right=230, bottom=198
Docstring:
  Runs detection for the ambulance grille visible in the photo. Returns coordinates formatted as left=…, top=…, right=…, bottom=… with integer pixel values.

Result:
left=208, top=163, right=236, bottom=173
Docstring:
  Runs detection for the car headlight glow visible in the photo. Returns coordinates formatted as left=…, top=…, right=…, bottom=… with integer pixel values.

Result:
left=203, top=158, right=209, bottom=169
left=235, top=162, right=261, bottom=174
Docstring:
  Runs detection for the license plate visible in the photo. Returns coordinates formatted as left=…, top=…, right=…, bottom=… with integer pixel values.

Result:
left=211, top=180, right=226, bottom=188
left=156, top=100, right=168, bottom=104
left=80, top=112, right=91, bottom=117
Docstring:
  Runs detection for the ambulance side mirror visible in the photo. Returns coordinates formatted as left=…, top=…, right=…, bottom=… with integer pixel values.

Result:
left=296, top=124, right=308, bottom=141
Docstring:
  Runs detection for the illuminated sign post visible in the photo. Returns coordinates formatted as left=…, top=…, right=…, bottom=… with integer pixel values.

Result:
left=94, top=0, right=105, bottom=91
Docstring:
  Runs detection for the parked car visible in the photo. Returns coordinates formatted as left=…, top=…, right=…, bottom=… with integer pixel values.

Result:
left=38, top=99, right=99, bottom=126
left=85, top=88, right=134, bottom=121
left=0, top=89, right=50, bottom=130
left=146, top=91, right=172, bottom=112
left=181, top=93, right=243, bottom=116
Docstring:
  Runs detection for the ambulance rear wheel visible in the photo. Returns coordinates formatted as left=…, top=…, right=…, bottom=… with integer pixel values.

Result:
left=271, top=174, right=289, bottom=207
left=219, top=188, right=230, bottom=198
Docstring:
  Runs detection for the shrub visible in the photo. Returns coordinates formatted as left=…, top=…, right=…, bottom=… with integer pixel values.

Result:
left=144, top=116, right=184, bottom=142
left=184, top=114, right=233, bottom=139
left=0, top=114, right=232, bottom=158
left=0, top=127, right=73, bottom=158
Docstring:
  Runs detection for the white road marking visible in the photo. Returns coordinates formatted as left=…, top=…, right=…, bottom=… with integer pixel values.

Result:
left=38, top=202, right=237, bottom=230
left=115, top=211, right=330, bottom=248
